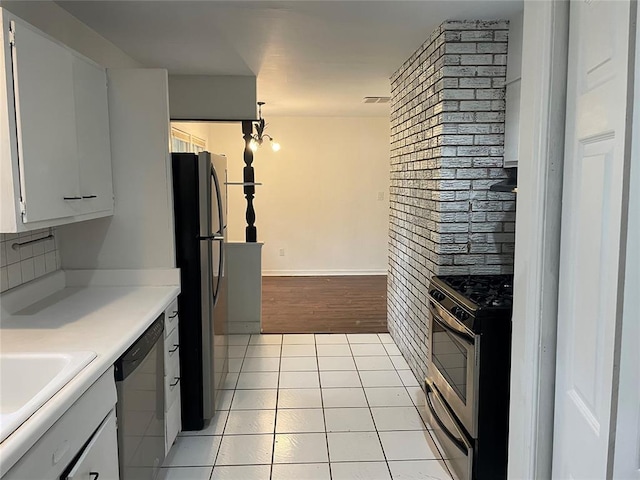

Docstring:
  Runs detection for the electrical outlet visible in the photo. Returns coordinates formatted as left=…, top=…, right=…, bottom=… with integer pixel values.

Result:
left=279, top=248, right=285, bottom=257
left=377, top=192, right=385, bottom=201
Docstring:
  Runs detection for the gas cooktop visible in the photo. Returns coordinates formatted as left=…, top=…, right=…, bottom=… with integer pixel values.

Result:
left=432, top=274, right=514, bottom=311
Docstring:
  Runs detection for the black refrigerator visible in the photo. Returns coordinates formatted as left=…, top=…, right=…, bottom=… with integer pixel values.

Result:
left=172, top=152, right=228, bottom=431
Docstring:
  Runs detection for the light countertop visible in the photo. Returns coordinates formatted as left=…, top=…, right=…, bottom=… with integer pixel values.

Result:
left=0, top=274, right=179, bottom=474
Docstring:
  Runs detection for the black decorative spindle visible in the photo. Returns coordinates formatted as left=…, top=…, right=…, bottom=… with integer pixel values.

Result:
left=242, top=120, right=257, bottom=242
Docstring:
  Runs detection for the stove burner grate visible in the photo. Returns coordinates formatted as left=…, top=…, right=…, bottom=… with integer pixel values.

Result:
left=437, top=274, right=514, bottom=309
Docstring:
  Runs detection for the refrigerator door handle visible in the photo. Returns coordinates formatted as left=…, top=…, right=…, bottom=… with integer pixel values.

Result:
left=208, top=162, right=225, bottom=309
left=211, top=164, right=224, bottom=235
left=212, top=239, right=224, bottom=308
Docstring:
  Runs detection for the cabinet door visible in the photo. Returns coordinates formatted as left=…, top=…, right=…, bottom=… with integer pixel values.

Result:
left=165, top=396, right=181, bottom=455
left=11, top=20, right=81, bottom=223
left=73, top=55, right=114, bottom=215
left=65, top=409, right=119, bottom=480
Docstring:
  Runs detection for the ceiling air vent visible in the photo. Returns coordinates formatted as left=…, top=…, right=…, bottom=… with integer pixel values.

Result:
left=363, top=96, right=390, bottom=104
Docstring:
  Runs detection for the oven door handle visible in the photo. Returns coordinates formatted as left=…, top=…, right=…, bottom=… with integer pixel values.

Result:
left=425, top=381, right=471, bottom=454
left=431, top=313, right=475, bottom=345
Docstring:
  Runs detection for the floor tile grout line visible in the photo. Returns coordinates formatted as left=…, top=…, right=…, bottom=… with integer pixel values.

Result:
left=268, top=338, right=283, bottom=479
left=210, top=342, right=247, bottom=476
left=386, top=344, right=432, bottom=433
left=378, top=341, right=449, bottom=477
left=399, top=379, right=451, bottom=463
left=314, top=340, right=333, bottom=480
left=178, top=334, right=451, bottom=479
left=346, top=339, right=395, bottom=480
left=385, top=341, right=452, bottom=476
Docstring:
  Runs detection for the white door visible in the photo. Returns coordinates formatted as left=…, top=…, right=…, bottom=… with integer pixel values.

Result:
left=553, top=1, right=634, bottom=478
left=65, top=409, right=120, bottom=480
left=11, top=20, right=81, bottom=223
left=73, top=55, right=114, bottom=215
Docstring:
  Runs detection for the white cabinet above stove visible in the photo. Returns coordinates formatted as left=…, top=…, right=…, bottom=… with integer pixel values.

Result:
left=504, top=12, right=523, bottom=168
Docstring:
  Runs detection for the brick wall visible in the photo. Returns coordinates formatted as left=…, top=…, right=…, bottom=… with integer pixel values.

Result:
left=387, top=20, right=516, bottom=385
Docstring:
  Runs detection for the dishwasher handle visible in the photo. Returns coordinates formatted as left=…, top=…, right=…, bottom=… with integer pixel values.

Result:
left=114, top=315, right=164, bottom=382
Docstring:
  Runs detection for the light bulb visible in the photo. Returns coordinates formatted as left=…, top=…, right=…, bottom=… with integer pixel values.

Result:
left=249, top=139, right=258, bottom=152
left=271, top=141, right=281, bottom=152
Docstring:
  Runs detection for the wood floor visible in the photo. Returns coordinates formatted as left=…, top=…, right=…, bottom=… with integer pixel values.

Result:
left=261, top=276, right=388, bottom=334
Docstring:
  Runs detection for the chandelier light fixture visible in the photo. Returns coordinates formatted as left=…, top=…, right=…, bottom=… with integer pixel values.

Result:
left=249, top=101, right=280, bottom=152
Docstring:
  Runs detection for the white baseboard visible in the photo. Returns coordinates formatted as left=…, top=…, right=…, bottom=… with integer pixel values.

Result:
left=262, top=269, right=387, bottom=276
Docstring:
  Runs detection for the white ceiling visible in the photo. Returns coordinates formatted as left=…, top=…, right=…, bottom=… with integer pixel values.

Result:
left=57, top=0, right=523, bottom=117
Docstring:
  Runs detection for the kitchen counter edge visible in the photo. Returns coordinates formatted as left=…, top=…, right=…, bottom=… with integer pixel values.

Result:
left=0, top=278, right=180, bottom=474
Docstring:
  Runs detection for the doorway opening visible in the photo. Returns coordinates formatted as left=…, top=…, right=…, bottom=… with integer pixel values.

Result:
left=170, top=119, right=390, bottom=335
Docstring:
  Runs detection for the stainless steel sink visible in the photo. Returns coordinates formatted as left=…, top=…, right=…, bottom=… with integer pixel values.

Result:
left=0, top=351, right=97, bottom=442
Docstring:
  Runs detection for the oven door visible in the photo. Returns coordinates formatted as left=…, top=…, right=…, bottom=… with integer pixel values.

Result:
left=427, top=301, right=479, bottom=437
left=425, top=378, right=474, bottom=480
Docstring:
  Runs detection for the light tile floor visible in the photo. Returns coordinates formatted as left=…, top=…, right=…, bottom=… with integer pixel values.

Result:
left=161, top=333, right=454, bottom=480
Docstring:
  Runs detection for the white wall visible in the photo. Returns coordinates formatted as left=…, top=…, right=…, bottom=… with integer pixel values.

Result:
left=169, top=75, right=257, bottom=121
left=207, top=116, right=391, bottom=275
left=0, top=2, right=150, bottom=286
left=58, top=69, right=175, bottom=270
left=1, top=1, right=141, bottom=68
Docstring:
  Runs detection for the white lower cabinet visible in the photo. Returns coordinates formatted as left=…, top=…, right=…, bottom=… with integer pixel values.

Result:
left=2, top=369, right=117, bottom=480
left=164, top=297, right=181, bottom=454
left=165, top=397, right=182, bottom=455
left=64, top=409, right=119, bottom=480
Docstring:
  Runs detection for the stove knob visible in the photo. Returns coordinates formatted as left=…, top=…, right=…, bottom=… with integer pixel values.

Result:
left=431, top=290, right=445, bottom=302
left=450, top=306, right=467, bottom=321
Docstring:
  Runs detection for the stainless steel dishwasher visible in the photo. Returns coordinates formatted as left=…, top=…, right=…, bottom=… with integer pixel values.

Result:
left=114, top=315, right=165, bottom=480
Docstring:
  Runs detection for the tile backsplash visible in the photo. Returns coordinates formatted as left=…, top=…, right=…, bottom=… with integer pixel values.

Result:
left=0, top=228, right=60, bottom=293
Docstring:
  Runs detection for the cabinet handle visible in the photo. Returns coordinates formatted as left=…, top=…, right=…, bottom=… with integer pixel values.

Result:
left=169, top=311, right=178, bottom=319
left=169, top=345, right=179, bottom=353
left=82, top=195, right=97, bottom=199
left=89, top=473, right=100, bottom=480
left=170, top=377, right=180, bottom=387
left=63, top=196, right=82, bottom=200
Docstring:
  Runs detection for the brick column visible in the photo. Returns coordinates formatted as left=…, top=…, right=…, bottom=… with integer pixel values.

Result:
left=387, top=20, right=516, bottom=385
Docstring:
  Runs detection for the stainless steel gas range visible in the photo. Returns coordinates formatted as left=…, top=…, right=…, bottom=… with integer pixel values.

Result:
left=425, top=274, right=513, bottom=480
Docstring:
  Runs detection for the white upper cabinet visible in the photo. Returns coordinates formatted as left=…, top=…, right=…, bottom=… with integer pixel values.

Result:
left=503, top=12, right=523, bottom=168
left=11, top=17, right=81, bottom=223
left=73, top=55, right=114, bottom=214
left=0, top=9, right=114, bottom=233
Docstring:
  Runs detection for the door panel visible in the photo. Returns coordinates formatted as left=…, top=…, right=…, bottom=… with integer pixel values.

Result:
left=553, top=1, right=632, bottom=478
left=568, top=140, right=613, bottom=422
left=197, top=152, right=212, bottom=238
left=65, top=409, right=119, bottom=480
left=199, top=237, right=213, bottom=419
left=12, top=21, right=80, bottom=223
left=73, top=55, right=113, bottom=214
left=212, top=238, right=228, bottom=407
left=431, top=322, right=469, bottom=402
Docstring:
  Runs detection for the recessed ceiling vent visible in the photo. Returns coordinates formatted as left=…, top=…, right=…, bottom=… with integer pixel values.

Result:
left=363, top=96, right=390, bottom=104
